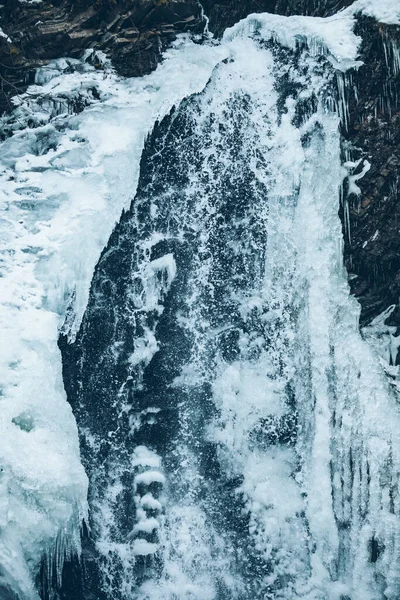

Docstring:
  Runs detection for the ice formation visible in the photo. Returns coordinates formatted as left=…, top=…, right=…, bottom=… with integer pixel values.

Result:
left=0, top=0, right=399, bottom=599
left=0, top=39, right=226, bottom=598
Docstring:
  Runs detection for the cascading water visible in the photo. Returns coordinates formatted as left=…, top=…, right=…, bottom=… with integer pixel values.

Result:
left=60, top=10, right=400, bottom=600
left=0, top=2, right=400, bottom=600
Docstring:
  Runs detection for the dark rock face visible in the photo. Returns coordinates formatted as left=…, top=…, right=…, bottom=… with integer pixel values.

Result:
left=342, top=18, right=400, bottom=328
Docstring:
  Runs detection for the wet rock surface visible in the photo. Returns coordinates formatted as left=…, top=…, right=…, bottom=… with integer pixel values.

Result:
left=342, top=17, right=400, bottom=328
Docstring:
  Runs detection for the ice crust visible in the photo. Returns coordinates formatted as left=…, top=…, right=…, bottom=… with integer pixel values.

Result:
left=224, top=10, right=361, bottom=67
left=0, top=0, right=399, bottom=597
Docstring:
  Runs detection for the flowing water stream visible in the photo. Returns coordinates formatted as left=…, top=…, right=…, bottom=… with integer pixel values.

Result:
left=61, top=19, right=400, bottom=600
left=1, top=4, right=400, bottom=600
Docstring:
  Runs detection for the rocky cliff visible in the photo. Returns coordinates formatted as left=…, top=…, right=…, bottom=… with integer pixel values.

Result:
left=343, top=17, right=400, bottom=330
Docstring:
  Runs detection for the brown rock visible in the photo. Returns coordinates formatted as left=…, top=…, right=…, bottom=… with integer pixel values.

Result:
left=0, top=0, right=204, bottom=113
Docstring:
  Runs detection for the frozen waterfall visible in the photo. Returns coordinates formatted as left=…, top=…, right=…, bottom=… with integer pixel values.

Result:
left=0, top=2, right=400, bottom=600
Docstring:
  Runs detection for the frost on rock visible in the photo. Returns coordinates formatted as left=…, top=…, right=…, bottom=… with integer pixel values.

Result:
left=362, top=307, right=400, bottom=391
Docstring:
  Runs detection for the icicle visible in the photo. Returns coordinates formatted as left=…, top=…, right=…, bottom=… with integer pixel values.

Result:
left=382, top=32, right=400, bottom=78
